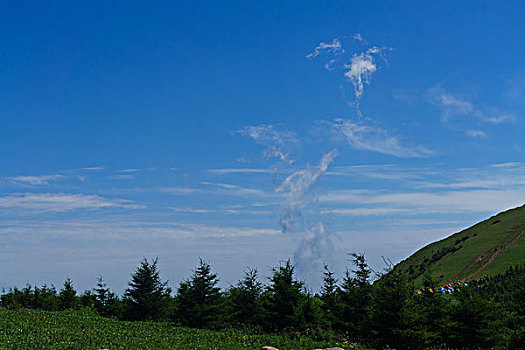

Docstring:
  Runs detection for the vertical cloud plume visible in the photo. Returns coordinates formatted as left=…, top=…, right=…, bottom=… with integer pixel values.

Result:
left=276, top=150, right=337, bottom=285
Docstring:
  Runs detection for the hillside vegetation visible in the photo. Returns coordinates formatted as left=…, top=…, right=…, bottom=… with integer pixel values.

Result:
left=394, top=204, right=525, bottom=286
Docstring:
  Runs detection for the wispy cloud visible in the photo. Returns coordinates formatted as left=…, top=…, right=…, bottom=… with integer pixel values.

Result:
left=330, top=118, right=433, bottom=158
left=306, top=38, right=343, bottom=59
left=427, top=87, right=515, bottom=125
left=0, top=218, right=280, bottom=240
left=8, top=174, right=66, bottom=186
left=81, top=166, right=105, bottom=171
left=321, top=188, right=525, bottom=215
left=466, top=130, right=486, bottom=138
left=208, top=168, right=272, bottom=174
left=490, top=162, right=521, bottom=168
left=236, top=125, right=297, bottom=164
left=0, top=193, right=144, bottom=213
left=277, top=150, right=337, bottom=232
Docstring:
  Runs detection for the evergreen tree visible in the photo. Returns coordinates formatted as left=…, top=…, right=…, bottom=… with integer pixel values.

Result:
left=320, top=264, right=341, bottom=329
left=225, top=268, right=264, bottom=327
left=174, top=259, right=222, bottom=328
left=263, top=259, right=303, bottom=331
left=367, top=268, right=411, bottom=349
left=123, top=258, right=171, bottom=321
left=59, top=277, right=78, bottom=310
left=338, top=253, right=372, bottom=337
left=93, top=276, right=122, bottom=318
left=402, top=272, right=448, bottom=349
left=445, top=286, right=498, bottom=349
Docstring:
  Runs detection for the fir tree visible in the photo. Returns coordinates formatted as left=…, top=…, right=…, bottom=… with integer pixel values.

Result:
left=123, top=258, right=171, bottom=321
left=263, top=259, right=303, bottom=331
left=174, top=259, right=222, bottom=328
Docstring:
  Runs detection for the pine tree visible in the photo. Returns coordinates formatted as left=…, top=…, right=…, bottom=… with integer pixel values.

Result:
left=93, top=276, right=121, bottom=318
left=123, top=258, right=171, bottom=321
left=320, top=264, right=341, bottom=329
left=226, top=268, right=264, bottom=327
left=59, top=277, right=78, bottom=310
left=263, top=259, right=303, bottom=331
left=174, top=259, right=222, bottom=328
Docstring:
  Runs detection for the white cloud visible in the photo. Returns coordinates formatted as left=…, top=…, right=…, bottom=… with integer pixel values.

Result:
left=0, top=218, right=281, bottom=240
left=331, top=118, right=432, bottom=158
left=306, top=38, right=343, bottom=59
left=277, top=150, right=337, bottom=232
left=236, top=125, right=297, bottom=163
left=208, top=168, right=272, bottom=174
left=466, top=130, right=486, bottom=138
left=490, top=162, right=521, bottom=168
left=169, top=207, right=216, bottom=214
left=8, top=174, right=66, bottom=186
left=353, top=33, right=364, bottom=42
left=322, top=207, right=412, bottom=216
left=428, top=87, right=515, bottom=125
left=0, top=193, right=144, bottom=213
left=343, top=46, right=391, bottom=109
left=81, top=166, right=105, bottom=171
left=321, top=188, right=525, bottom=215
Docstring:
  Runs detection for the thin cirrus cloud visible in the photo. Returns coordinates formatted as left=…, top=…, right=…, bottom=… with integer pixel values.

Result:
left=208, top=168, right=272, bottom=174
left=0, top=219, right=281, bottom=240
left=8, top=174, right=66, bottom=186
left=465, top=130, right=486, bottom=138
left=0, top=193, right=144, bottom=213
left=330, top=118, right=433, bottom=158
left=236, top=125, right=298, bottom=164
left=306, top=38, right=343, bottom=59
left=427, top=87, right=515, bottom=126
left=321, top=188, right=525, bottom=215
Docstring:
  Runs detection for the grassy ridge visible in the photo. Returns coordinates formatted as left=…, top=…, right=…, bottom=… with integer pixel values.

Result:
left=394, top=204, right=525, bottom=286
left=0, top=308, right=363, bottom=350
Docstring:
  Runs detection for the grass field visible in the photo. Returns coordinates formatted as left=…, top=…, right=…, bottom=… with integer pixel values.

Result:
left=394, top=204, right=525, bottom=286
left=0, top=308, right=364, bottom=350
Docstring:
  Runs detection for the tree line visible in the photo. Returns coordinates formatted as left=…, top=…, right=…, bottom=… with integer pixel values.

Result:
left=1, top=255, right=523, bottom=349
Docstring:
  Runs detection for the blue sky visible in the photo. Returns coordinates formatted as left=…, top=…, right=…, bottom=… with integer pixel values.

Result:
left=2, top=1, right=525, bottom=292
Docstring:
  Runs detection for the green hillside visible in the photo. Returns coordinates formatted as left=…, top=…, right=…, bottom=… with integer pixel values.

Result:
left=393, top=204, right=525, bottom=287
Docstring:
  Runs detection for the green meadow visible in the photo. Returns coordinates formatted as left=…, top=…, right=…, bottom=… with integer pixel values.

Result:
left=0, top=308, right=363, bottom=350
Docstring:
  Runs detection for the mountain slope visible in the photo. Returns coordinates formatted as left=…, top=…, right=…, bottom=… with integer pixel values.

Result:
left=393, top=204, right=525, bottom=286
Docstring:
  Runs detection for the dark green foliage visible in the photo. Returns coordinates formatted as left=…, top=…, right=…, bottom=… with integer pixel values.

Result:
left=367, top=268, right=411, bottom=349
left=295, top=292, right=323, bottom=331
left=402, top=272, right=448, bottom=349
left=123, top=258, right=171, bottom=321
left=338, top=253, right=372, bottom=336
left=0, top=284, right=60, bottom=311
left=93, top=276, right=122, bottom=318
left=263, top=259, right=303, bottom=331
left=444, top=286, right=499, bottom=349
left=174, top=258, right=222, bottom=328
left=59, top=277, right=78, bottom=310
left=320, top=264, right=341, bottom=329
left=225, top=268, right=264, bottom=328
